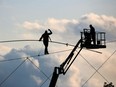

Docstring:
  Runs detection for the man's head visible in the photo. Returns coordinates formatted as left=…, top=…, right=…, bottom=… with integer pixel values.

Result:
left=45, top=30, right=48, bottom=34
left=89, top=24, right=92, bottom=28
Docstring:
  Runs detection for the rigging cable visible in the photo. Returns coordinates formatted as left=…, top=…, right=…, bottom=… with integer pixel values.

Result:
left=39, top=74, right=52, bottom=87
left=79, top=54, right=109, bottom=83
left=82, top=49, right=116, bottom=87
left=27, top=57, right=50, bottom=80
left=0, top=58, right=27, bottom=87
left=0, top=39, right=116, bottom=86
left=27, top=57, right=59, bottom=87
left=0, top=58, right=23, bottom=62
left=0, top=49, right=72, bottom=63
left=0, top=49, right=72, bottom=86
left=106, top=40, right=116, bottom=43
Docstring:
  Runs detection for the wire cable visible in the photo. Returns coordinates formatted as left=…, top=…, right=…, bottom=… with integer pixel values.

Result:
left=106, top=40, right=116, bottom=43
left=82, top=49, right=116, bottom=87
left=39, top=74, right=52, bottom=87
left=0, top=49, right=72, bottom=63
left=0, top=39, right=39, bottom=43
left=0, top=58, right=27, bottom=87
left=38, top=49, right=72, bottom=56
left=80, top=54, right=109, bottom=83
left=1, top=39, right=116, bottom=86
left=0, top=39, right=102, bottom=54
left=0, top=49, right=72, bottom=86
left=27, top=57, right=58, bottom=87
left=27, top=57, right=50, bottom=80
left=0, top=39, right=116, bottom=44
left=0, top=58, right=23, bottom=62
left=27, top=57, right=59, bottom=87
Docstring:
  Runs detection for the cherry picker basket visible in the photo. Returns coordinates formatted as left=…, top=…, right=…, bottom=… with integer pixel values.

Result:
left=81, top=29, right=106, bottom=49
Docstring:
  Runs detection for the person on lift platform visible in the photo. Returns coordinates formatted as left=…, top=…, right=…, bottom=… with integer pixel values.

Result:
left=89, top=24, right=96, bottom=45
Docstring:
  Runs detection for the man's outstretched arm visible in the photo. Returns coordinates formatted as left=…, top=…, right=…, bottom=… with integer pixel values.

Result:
left=39, top=35, right=43, bottom=41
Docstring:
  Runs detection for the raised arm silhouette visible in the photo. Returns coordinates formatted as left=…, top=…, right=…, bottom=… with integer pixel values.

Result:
left=39, top=29, right=52, bottom=54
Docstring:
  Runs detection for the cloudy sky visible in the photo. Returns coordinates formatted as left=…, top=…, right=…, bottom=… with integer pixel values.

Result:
left=0, top=0, right=116, bottom=87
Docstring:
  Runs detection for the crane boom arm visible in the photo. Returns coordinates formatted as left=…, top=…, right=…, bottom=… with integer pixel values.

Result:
left=49, top=39, right=82, bottom=87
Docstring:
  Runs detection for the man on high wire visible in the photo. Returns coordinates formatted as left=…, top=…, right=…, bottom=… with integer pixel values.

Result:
left=39, top=29, right=52, bottom=55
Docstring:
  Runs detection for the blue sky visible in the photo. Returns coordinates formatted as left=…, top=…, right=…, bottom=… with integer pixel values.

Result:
left=1, top=0, right=116, bottom=20
left=0, top=0, right=116, bottom=87
left=0, top=0, right=116, bottom=41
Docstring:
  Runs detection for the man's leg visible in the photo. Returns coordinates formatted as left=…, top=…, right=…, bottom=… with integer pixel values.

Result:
left=45, top=46, right=49, bottom=54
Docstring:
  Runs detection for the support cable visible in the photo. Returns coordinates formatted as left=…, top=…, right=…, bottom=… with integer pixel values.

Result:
left=80, top=54, right=109, bottom=83
left=82, top=49, right=116, bottom=87
left=0, top=58, right=23, bottom=62
left=106, top=40, right=116, bottom=43
left=0, top=49, right=72, bottom=63
left=39, top=74, right=52, bottom=87
left=27, top=58, right=56, bottom=87
left=27, top=57, right=50, bottom=80
left=0, top=58, right=27, bottom=87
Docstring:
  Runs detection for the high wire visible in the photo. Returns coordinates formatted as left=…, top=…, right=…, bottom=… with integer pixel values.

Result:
left=0, top=39, right=116, bottom=43
left=0, top=39, right=102, bottom=54
left=0, top=39, right=39, bottom=43
left=1, top=38, right=116, bottom=54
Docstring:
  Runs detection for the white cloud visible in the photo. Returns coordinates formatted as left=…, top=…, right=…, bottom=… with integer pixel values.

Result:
left=22, top=21, right=44, bottom=30
left=80, top=13, right=116, bottom=35
left=45, top=18, right=78, bottom=32
left=68, top=65, right=81, bottom=87
left=0, top=45, right=11, bottom=55
left=21, top=33, right=36, bottom=39
left=29, top=57, right=39, bottom=68
left=31, top=75, right=42, bottom=85
left=18, top=18, right=78, bottom=33
left=21, top=13, right=115, bottom=43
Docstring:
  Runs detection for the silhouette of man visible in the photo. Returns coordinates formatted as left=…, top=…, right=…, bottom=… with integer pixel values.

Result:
left=39, top=29, right=52, bottom=54
left=89, top=24, right=96, bottom=45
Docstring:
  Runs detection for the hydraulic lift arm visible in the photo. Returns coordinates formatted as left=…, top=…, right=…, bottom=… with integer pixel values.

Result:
left=49, top=29, right=106, bottom=87
left=49, top=39, right=82, bottom=87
